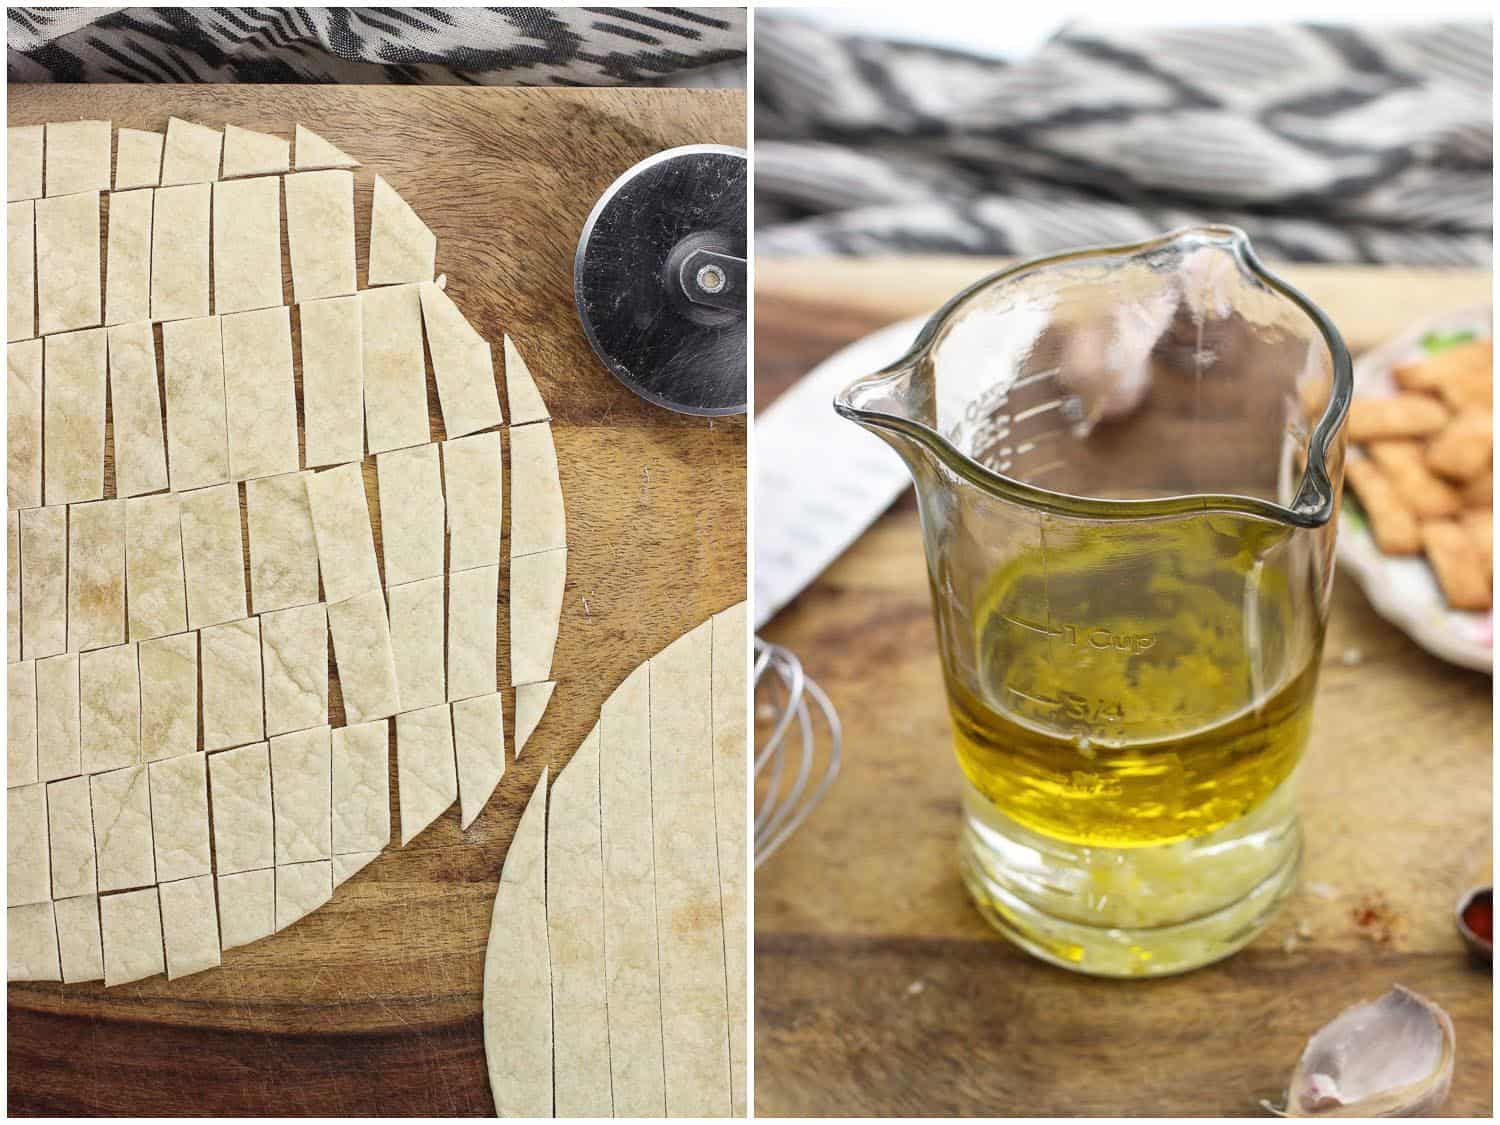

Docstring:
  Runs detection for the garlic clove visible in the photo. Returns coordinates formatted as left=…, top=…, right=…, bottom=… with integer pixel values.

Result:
left=1271, top=986, right=1455, bottom=1117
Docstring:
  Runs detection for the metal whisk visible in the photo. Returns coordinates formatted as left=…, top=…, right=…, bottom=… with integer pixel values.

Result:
left=754, top=638, right=841, bottom=866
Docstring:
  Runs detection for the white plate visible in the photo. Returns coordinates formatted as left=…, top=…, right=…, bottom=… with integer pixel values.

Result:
left=1336, top=305, right=1492, bottom=673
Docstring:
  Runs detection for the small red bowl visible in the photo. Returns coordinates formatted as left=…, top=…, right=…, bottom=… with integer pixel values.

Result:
left=1455, top=886, right=1492, bottom=961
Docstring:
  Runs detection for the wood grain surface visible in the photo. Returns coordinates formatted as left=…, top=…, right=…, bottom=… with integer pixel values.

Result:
left=754, top=256, right=1492, bottom=1117
left=8, top=85, right=745, bottom=1116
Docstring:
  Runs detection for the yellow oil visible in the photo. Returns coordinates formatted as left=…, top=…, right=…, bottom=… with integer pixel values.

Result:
left=949, top=518, right=1317, bottom=848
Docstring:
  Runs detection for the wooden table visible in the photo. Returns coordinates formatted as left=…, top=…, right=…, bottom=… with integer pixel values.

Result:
left=8, top=85, right=745, bottom=1116
left=755, top=256, right=1492, bottom=1117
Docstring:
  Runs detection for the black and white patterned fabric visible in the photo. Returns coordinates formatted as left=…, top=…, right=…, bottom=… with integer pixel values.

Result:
left=8, top=6, right=745, bottom=87
left=757, top=16, right=1491, bottom=265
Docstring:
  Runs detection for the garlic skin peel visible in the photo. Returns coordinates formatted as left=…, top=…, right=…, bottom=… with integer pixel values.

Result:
left=1272, top=986, right=1455, bottom=1117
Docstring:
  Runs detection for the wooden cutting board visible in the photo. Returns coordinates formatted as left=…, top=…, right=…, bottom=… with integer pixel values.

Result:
left=7, top=85, right=745, bottom=1116
left=755, top=256, right=1492, bottom=1117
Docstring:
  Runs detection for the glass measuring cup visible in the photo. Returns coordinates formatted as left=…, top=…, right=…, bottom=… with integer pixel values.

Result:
left=834, top=227, right=1351, bottom=976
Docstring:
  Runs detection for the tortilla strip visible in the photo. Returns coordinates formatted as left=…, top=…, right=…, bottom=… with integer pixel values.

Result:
left=158, top=873, right=221, bottom=979
left=327, top=589, right=401, bottom=723
left=150, top=183, right=211, bottom=322
left=35, top=190, right=101, bottom=335
left=388, top=577, right=445, bottom=712
left=483, top=769, right=552, bottom=1117
left=448, top=564, right=499, bottom=702
left=114, top=128, right=164, bottom=190
left=20, top=505, right=67, bottom=661
left=8, top=659, right=37, bottom=786
left=148, top=752, right=210, bottom=882
left=260, top=602, right=329, bottom=738
left=285, top=169, right=355, bottom=302
left=299, top=294, right=365, bottom=467
left=377, top=443, right=444, bottom=586
left=246, top=471, right=321, bottom=615
left=79, top=643, right=140, bottom=774
left=514, top=681, right=555, bottom=758
left=275, top=859, right=333, bottom=931
left=8, top=125, right=43, bottom=201
left=8, top=339, right=42, bottom=509
left=47, top=774, right=96, bottom=900
left=161, top=314, right=229, bottom=490
left=305, top=462, right=380, bottom=604
left=294, top=125, right=359, bottom=171
left=201, top=618, right=264, bottom=752
left=106, top=321, right=169, bottom=497
left=160, top=117, right=222, bottom=185
left=35, top=652, right=81, bottom=781
left=361, top=282, right=430, bottom=454
left=549, top=722, right=613, bottom=1116
left=395, top=703, right=458, bottom=846
left=331, top=719, right=390, bottom=854
left=271, top=725, right=333, bottom=864
left=8, top=200, right=35, bottom=341
left=510, top=548, right=566, bottom=687
left=138, top=631, right=198, bottom=763
left=9, top=782, right=51, bottom=905
left=124, top=492, right=188, bottom=641
left=332, top=850, right=379, bottom=887
left=43, top=327, right=107, bottom=505
left=90, top=764, right=155, bottom=893
left=222, top=305, right=299, bottom=480
left=213, top=175, right=284, bottom=315
left=368, top=175, right=435, bottom=285
left=54, top=893, right=104, bottom=983
left=99, top=886, right=164, bottom=986
left=217, top=867, right=275, bottom=950
left=712, top=602, right=749, bottom=1116
left=208, top=741, right=274, bottom=875
left=67, top=499, right=125, bottom=652
left=8, top=901, right=61, bottom=982
left=509, top=422, right=567, bottom=558
left=104, top=187, right=153, bottom=325
left=504, top=334, right=550, bottom=425
left=452, top=691, right=504, bottom=829
left=44, top=120, right=110, bottom=196
left=442, top=431, right=503, bottom=572
left=420, top=282, right=502, bottom=437
left=179, top=483, right=247, bottom=630
left=650, top=620, right=732, bottom=1116
left=221, top=125, right=289, bottom=179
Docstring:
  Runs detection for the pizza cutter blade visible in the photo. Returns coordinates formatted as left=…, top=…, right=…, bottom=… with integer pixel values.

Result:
left=574, top=144, right=747, bottom=416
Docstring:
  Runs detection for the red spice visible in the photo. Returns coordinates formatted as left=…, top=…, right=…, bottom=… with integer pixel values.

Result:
left=1461, top=892, right=1492, bottom=943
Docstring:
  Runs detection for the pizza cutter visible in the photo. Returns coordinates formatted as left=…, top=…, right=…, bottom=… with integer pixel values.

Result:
left=574, top=144, right=746, bottom=416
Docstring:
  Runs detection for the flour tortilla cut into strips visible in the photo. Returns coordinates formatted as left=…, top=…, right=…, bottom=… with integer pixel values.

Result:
left=9, top=783, right=51, bottom=905
left=599, top=661, right=667, bottom=1115
left=114, top=128, right=164, bottom=190
left=100, top=886, right=164, bottom=986
left=484, top=768, right=552, bottom=1118
left=35, top=190, right=101, bottom=335
left=361, top=283, right=431, bottom=454
left=284, top=169, right=356, bottom=302
left=442, top=431, right=503, bottom=573
left=36, top=653, right=81, bottom=781
left=104, top=187, right=153, bottom=325
left=368, top=175, right=436, bottom=286
left=158, top=873, right=221, bottom=979
left=67, top=499, right=126, bottom=652
left=54, top=893, right=104, bottom=982
left=650, top=619, right=732, bottom=1116
left=147, top=752, right=211, bottom=883
left=377, top=443, right=445, bottom=586
left=298, top=294, right=365, bottom=467
left=209, top=742, right=274, bottom=875
left=213, top=175, right=284, bottom=315
left=419, top=282, right=502, bottom=437
left=548, top=722, right=613, bottom=1117
left=19, top=505, right=67, bottom=661
left=509, top=422, right=567, bottom=558
left=305, top=462, right=381, bottom=604
left=217, top=867, right=275, bottom=950
left=396, top=703, right=459, bottom=846
left=712, top=602, right=749, bottom=1115
left=150, top=183, right=211, bottom=322
left=448, top=564, right=499, bottom=703
left=294, top=125, right=359, bottom=171
left=201, top=618, right=265, bottom=752
left=246, top=472, right=321, bottom=615
left=332, top=850, right=379, bottom=887
left=327, top=589, right=402, bottom=723
left=179, top=483, right=248, bottom=629
left=8, top=339, right=42, bottom=507
left=125, top=492, right=188, bottom=641
left=138, top=631, right=198, bottom=763
left=221, top=125, right=289, bottom=179
left=8, top=200, right=35, bottom=341
left=270, top=725, right=333, bottom=865
left=222, top=306, right=300, bottom=481
left=9, top=660, right=37, bottom=786
left=276, top=860, right=334, bottom=931
left=159, top=117, right=222, bottom=186
left=161, top=315, right=230, bottom=491
left=6, top=513, right=18, bottom=660
left=79, top=643, right=141, bottom=774
left=388, top=577, right=446, bottom=712
left=510, top=549, right=566, bottom=688
left=44, top=120, right=110, bottom=197
left=504, top=334, right=551, bottom=425
left=452, top=691, right=505, bottom=829
left=106, top=322, right=169, bottom=497
left=43, top=327, right=108, bottom=505
left=8, top=901, right=61, bottom=982
left=331, top=719, right=391, bottom=854
left=513, top=681, right=555, bottom=759
left=48, top=774, right=96, bottom=900
left=260, top=602, right=329, bottom=738
left=90, top=765, right=156, bottom=893
left=8, top=125, right=43, bottom=201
